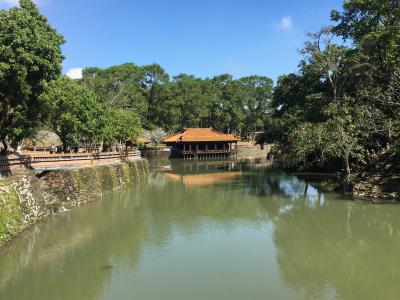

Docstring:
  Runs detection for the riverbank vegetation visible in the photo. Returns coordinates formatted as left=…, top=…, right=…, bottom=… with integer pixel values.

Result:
left=259, top=0, right=400, bottom=186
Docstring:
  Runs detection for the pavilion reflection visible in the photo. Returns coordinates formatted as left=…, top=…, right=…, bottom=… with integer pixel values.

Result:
left=164, top=171, right=241, bottom=187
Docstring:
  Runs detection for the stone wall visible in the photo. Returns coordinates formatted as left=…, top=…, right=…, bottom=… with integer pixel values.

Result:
left=141, top=148, right=171, bottom=159
left=353, top=173, right=400, bottom=202
left=0, top=159, right=148, bottom=246
left=237, top=144, right=271, bottom=160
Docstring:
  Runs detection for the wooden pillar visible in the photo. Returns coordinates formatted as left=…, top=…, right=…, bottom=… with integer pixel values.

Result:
left=236, top=141, right=238, bottom=157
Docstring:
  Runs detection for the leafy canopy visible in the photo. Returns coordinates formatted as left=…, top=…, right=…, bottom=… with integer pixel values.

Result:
left=0, top=0, right=64, bottom=146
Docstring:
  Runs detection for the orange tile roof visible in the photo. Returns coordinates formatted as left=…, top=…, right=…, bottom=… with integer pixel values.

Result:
left=163, top=128, right=240, bottom=143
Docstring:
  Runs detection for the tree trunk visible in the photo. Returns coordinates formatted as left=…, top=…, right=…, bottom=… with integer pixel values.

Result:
left=147, top=86, right=155, bottom=121
left=1, top=137, right=8, bottom=152
left=343, top=156, right=352, bottom=189
left=0, top=98, right=11, bottom=144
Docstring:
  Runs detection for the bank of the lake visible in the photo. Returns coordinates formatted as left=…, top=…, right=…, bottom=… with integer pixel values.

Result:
left=0, top=159, right=148, bottom=246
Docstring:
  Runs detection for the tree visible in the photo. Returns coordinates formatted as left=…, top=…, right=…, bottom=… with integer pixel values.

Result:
left=0, top=0, right=64, bottom=148
left=288, top=100, right=368, bottom=186
left=331, top=0, right=400, bottom=83
left=300, top=27, right=354, bottom=102
left=171, top=74, right=209, bottom=128
left=101, top=108, right=142, bottom=148
left=143, top=128, right=168, bottom=146
left=148, top=82, right=181, bottom=131
left=39, top=77, right=101, bottom=150
left=259, top=0, right=400, bottom=186
left=82, top=63, right=147, bottom=121
left=238, top=76, right=273, bottom=139
left=141, top=64, right=169, bottom=125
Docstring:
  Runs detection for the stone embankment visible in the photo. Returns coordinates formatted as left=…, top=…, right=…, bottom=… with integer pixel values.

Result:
left=237, top=143, right=270, bottom=160
left=353, top=173, right=400, bottom=202
left=141, top=147, right=171, bottom=159
left=0, top=159, right=148, bottom=246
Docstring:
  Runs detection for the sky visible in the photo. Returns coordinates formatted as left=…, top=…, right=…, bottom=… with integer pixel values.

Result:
left=0, top=0, right=344, bottom=82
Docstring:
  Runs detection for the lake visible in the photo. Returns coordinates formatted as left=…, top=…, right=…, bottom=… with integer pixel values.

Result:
left=1, top=160, right=400, bottom=300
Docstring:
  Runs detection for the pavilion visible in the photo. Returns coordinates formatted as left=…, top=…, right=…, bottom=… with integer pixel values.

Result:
left=163, top=128, right=240, bottom=159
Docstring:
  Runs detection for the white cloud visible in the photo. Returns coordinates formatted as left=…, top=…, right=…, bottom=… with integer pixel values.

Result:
left=66, top=68, right=83, bottom=80
left=278, top=16, right=293, bottom=31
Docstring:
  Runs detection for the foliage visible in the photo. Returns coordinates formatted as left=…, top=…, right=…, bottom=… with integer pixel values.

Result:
left=40, top=77, right=142, bottom=149
left=331, top=0, right=400, bottom=82
left=39, top=77, right=102, bottom=148
left=0, top=0, right=64, bottom=148
left=82, top=65, right=273, bottom=139
left=143, top=128, right=168, bottom=146
left=262, top=0, right=400, bottom=183
left=82, top=63, right=147, bottom=119
left=101, top=108, right=142, bottom=146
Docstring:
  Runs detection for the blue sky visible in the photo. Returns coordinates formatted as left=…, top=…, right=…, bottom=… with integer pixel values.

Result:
left=0, top=0, right=344, bottom=82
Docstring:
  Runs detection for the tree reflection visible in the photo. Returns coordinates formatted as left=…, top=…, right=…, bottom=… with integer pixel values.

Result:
left=272, top=195, right=400, bottom=299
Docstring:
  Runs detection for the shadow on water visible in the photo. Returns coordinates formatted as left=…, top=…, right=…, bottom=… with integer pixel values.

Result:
left=1, top=159, right=400, bottom=299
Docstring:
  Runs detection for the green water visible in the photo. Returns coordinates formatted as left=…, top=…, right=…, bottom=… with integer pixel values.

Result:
left=1, top=161, right=400, bottom=300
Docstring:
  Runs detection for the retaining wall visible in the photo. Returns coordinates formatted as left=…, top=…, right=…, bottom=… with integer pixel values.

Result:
left=0, top=159, right=148, bottom=246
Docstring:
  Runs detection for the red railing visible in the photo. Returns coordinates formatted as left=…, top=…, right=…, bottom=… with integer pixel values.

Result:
left=0, top=149, right=141, bottom=170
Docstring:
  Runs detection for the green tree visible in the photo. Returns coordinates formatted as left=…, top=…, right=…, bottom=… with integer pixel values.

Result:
left=172, top=74, right=209, bottom=128
left=331, top=0, right=400, bottom=83
left=238, top=76, right=273, bottom=139
left=141, top=64, right=169, bottom=125
left=289, top=100, right=368, bottom=186
left=148, top=82, right=181, bottom=131
left=39, top=77, right=102, bottom=150
left=300, top=28, right=354, bottom=102
left=261, top=0, right=400, bottom=186
left=100, top=108, right=142, bottom=147
left=0, top=0, right=64, bottom=148
left=82, top=63, right=147, bottom=120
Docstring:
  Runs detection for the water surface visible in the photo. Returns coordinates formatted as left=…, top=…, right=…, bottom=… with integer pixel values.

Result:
left=1, top=161, right=400, bottom=300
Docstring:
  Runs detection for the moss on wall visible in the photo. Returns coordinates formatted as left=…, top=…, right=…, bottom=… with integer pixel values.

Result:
left=0, top=159, right=149, bottom=247
left=0, top=188, right=23, bottom=245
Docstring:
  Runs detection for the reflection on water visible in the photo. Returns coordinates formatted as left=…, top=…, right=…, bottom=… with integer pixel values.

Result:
left=1, top=161, right=400, bottom=300
left=165, top=172, right=242, bottom=187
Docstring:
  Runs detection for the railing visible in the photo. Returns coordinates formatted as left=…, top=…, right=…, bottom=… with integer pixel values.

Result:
left=0, top=149, right=141, bottom=170
left=182, top=149, right=237, bottom=155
